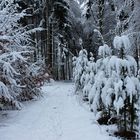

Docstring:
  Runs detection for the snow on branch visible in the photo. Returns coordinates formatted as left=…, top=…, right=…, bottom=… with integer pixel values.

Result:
left=0, top=81, right=13, bottom=100
left=113, top=35, right=131, bottom=50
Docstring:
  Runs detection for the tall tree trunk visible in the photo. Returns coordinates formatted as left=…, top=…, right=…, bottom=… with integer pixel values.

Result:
left=98, top=0, right=105, bottom=34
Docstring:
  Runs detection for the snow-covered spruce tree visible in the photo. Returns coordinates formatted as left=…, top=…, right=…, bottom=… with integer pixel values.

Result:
left=82, top=52, right=96, bottom=101
left=73, top=49, right=88, bottom=94
left=110, top=35, right=140, bottom=135
left=89, top=44, right=111, bottom=116
left=0, top=0, right=40, bottom=109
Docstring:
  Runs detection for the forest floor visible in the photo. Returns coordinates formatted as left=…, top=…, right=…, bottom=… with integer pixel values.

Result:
left=0, top=82, right=119, bottom=140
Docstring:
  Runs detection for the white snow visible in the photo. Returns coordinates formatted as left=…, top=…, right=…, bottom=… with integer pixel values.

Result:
left=113, top=35, right=131, bottom=50
left=98, top=44, right=111, bottom=58
left=0, top=82, right=118, bottom=140
left=0, top=81, right=13, bottom=100
left=114, top=96, right=124, bottom=115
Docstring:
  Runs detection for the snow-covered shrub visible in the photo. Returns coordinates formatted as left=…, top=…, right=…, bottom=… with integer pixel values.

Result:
left=27, top=59, right=50, bottom=86
left=89, top=44, right=111, bottom=114
left=82, top=53, right=96, bottom=100
left=98, top=44, right=112, bottom=58
left=113, top=35, right=131, bottom=51
left=89, top=71, right=106, bottom=113
left=73, top=49, right=88, bottom=94
left=108, top=35, right=139, bottom=132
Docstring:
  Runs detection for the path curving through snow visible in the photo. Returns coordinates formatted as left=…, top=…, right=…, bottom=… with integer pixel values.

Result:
left=0, top=82, right=118, bottom=140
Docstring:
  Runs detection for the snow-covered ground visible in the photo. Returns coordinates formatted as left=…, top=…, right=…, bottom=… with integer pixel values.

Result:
left=0, top=82, right=119, bottom=140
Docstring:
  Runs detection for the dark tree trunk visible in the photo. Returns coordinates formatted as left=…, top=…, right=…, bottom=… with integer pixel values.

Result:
left=98, top=0, right=105, bottom=34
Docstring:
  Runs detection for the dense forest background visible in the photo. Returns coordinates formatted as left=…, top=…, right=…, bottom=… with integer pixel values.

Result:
left=24, top=0, right=140, bottom=79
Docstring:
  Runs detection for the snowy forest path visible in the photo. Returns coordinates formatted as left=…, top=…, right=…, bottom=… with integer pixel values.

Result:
left=0, top=82, right=117, bottom=140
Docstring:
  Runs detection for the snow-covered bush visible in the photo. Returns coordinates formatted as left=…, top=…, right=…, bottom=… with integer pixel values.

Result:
left=73, top=49, right=88, bottom=94
left=89, top=44, right=111, bottom=114
left=82, top=53, right=96, bottom=100
left=110, top=35, right=140, bottom=132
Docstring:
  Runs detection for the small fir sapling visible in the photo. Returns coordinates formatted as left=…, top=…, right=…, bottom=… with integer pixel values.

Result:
left=73, top=49, right=88, bottom=94
left=112, top=35, right=139, bottom=135
left=83, top=52, right=96, bottom=101
left=89, top=44, right=111, bottom=115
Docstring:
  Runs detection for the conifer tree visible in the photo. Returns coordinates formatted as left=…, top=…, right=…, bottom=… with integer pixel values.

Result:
left=73, top=49, right=88, bottom=94
left=0, top=0, right=41, bottom=109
